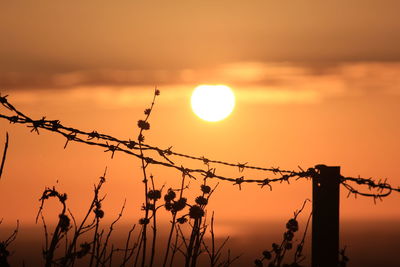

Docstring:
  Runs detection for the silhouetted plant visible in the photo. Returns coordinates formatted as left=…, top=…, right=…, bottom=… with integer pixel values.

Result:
left=0, top=220, right=18, bottom=267
left=35, top=169, right=133, bottom=267
left=31, top=159, right=234, bottom=267
left=254, top=200, right=311, bottom=267
left=135, top=88, right=161, bottom=267
left=36, top=186, right=69, bottom=267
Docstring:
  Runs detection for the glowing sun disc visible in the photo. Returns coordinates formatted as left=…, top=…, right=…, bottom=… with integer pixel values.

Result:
left=191, top=85, right=235, bottom=122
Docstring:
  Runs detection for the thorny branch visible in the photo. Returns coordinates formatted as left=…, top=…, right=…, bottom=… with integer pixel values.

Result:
left=0, top=93, right=399, bottom=199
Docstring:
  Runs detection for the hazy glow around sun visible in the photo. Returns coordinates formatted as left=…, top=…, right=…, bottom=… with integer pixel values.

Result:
left=191, top=85, right=235, bottom=122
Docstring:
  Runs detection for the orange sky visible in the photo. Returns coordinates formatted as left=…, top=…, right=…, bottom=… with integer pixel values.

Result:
left=1, top=1, right=400, bottom=266
left=1, top=80, right=400, bottom=266
left=1, top=67, right=400, bottom=224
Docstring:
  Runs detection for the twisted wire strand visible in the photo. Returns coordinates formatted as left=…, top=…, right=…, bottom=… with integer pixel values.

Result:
left=1, top=94, right=399, bottom=197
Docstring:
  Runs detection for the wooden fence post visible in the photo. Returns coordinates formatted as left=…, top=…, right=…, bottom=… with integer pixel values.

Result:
left=312, top=165, right=340, bottom=267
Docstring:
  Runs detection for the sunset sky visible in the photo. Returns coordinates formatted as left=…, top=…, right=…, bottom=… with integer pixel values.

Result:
left=1, top=1, right=400, bottom=266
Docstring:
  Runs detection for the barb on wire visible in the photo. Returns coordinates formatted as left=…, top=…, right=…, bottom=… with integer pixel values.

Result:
left=0, top=93, right=399, bottom=198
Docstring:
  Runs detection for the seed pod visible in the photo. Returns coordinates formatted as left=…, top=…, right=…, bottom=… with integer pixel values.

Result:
left=94, top=209, right=104, bottom=219
left=286, top=218, right=299, bottom=232
left=137, top=120, right=150, bottom=130
left=177, top=216, right=188, bottom=224
left=165, top=201, right=173, bottom=211
left=272, top=243, right=281, bottom=254
left=262, top=250, right=272, bottom=260
left=147, top=190, right=161, bottom=200
left=201, top=185, right=211, bottom=194
left=189, top=205, right=204, bottom=219
left=172, top=198, right=187, bottom=212
left=284, top=231, right=294, bottom=241
left=195, top=196, right=208, bottom=206
left=164, top=190, right=176, bottom=202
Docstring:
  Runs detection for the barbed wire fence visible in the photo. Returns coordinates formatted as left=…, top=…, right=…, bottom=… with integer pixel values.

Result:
left=0, top=93, right=399, bottom=200
left=0, top=92, right=400, bottom=201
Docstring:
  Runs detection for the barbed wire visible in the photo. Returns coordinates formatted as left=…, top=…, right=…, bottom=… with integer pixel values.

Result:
left=0, top=93, right=399, bottom=198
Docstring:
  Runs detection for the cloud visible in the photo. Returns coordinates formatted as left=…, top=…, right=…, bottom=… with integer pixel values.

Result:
left=3, top=86, right=191, bottom=110
left=2, top=62, right=400, bottom=106
left=2, top=1, right=400, bottom=74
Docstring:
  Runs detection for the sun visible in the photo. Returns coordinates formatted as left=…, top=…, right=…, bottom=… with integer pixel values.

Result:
left=191, top=85, right=235, bottom=122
